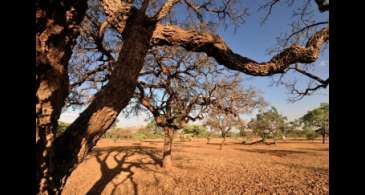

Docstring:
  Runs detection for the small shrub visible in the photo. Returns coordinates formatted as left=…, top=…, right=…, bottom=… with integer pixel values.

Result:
left=182, top=125, right=208, bottom=138
left=103, top=128, right=133, bottom=140
left=133, top=132, right=146, bottom=141
left=304, top=128, right=318, bottom=140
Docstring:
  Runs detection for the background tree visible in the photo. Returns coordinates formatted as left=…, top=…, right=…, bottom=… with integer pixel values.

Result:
left=205, top=76, right=262, bottom=149
left=127, top=46, right=263, bottom=166
left=248, top=106, right=287, bottom=143
left=145, top=119, right=164, bottom=136
left=206, top=114, right=242, bottom=149
left=36, top=0, right=329, bottom=193
left=182, top=124, right=208, bottom=138
left=301, top=102, right=329, bottom=143
left=125, top=46, right=227, bottom=168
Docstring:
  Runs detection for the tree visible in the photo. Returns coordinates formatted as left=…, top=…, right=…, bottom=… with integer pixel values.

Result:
left=145, top=119, right=164, bottom=136
left=126, top=47, right=226, bottom=168
left=36, top=0, right=329, bottom=193
left=182, top=125, right=208, bottom=137
left=248, top=106, right=287, bottom=143
left=301, top=102, right=329, bottom=143
left=205, top=76, right=262, bottom=149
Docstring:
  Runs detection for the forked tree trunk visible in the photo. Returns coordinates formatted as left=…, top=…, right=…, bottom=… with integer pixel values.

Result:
left=162, top=127, right=174, bottom=168
left=36, top=52, right=69, bottom=195
left=50, top=13, right=157, bottom=193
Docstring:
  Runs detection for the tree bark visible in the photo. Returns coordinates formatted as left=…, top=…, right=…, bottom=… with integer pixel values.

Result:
left=51, top=13, right=157, bottom=192
left=35, top=1, right=329, bottom=193
left=151, top=24, right=329, bottom=76
left=36, top=0, right=87, bottom=194
left=162, top=127, right=174, bottom=168
left=220, top=133, right=226, bottom=150
left=207, top=136, right=211, bottom=144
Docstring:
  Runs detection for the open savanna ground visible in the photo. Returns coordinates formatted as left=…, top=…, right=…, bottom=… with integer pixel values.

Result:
left=62, top=138, right=328, bottom=195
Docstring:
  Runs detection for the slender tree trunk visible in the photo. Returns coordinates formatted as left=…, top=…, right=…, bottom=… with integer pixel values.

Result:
left=220, top=133, right=226, bottom=150
left=51, top=13, right=157, bottom=193
left=273, top=134, right=277, bottom=145
left=207, top=136, right=210, bottom=144
left=162, top=127, right=174, bottom=168
left=322, top=133, right=325, bottom=144
left=262, top=133, right=266, bottom=143
left=36, top=1, right=87, bottom=194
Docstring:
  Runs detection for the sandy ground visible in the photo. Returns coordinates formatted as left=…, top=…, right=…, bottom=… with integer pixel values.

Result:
left=62, top=138, right=329, bottom=195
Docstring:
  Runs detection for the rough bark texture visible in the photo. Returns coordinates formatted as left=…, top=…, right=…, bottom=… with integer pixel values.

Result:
left=51, top=11, right=157, bottom=192
left=220, top=132, right=226, bottom=150
left=153, top=0, right=180, bottom=21
left=151, top=24, right=329, bottom=76
left=35, top=1, right=329, bottom=193
left=322, top=133, right=325, bottom=144
left=162, top=127, right=174, bottom=168
left=36, top=0, right=87, bottom=194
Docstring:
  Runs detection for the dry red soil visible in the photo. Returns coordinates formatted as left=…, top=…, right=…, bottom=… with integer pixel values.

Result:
left=62, top=138, right=329, bottom=195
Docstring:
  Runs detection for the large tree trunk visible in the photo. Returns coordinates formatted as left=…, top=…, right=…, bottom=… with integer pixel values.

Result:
left=51, top=13, right=157, bottom=193
left=36, top=1, right=87, bottom=194
left=162, top=127, right=174, bottom=168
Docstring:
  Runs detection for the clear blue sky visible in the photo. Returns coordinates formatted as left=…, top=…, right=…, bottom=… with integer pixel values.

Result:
left=60, top=1, right=329, bottom=127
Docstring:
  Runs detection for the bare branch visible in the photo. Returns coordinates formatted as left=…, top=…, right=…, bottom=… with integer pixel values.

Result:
left=290, top=65, right=327, bottom=84
left=314, top=0, right=329, bottom=12
left=140, top=0, right=151, bottom=13
left=258, top=0, right=280, bottom=24
left=285, top=78, right=329, bottom=102
left=70, top=63, right=110, bottom=88
left=152, top=0, right=180, bottom=21
left=285, top=21, right=328, bottom=45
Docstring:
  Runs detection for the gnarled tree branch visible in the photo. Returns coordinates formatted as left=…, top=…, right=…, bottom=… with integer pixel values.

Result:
left=152, top=0, right=180, bottom=21
left=151, top=24, right=329, bottom=76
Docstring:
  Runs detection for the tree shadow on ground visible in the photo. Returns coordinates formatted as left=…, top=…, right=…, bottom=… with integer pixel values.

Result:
left=294, top=147, right=329, bottom=152
left=174, top=144, right=203, bottom=148
left=86, top=146, right=162, bottom=195
left=235, top=148, right=309, bottom=157
left=143, top=140, right=164, bottom=144
left=276, top=140, right=326, bottom=144
left=273, top=162, right=328, bottom=173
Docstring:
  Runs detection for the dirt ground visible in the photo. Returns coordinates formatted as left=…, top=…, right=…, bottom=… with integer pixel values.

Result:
left=62, top=138, right=329, bottom=195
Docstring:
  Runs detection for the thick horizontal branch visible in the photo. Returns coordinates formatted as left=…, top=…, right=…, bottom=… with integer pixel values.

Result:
left=151, top=24, right=329, bottom=76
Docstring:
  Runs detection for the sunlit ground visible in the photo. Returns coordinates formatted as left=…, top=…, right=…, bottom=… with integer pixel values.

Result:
left=63, top=138, right=328, bottom=195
